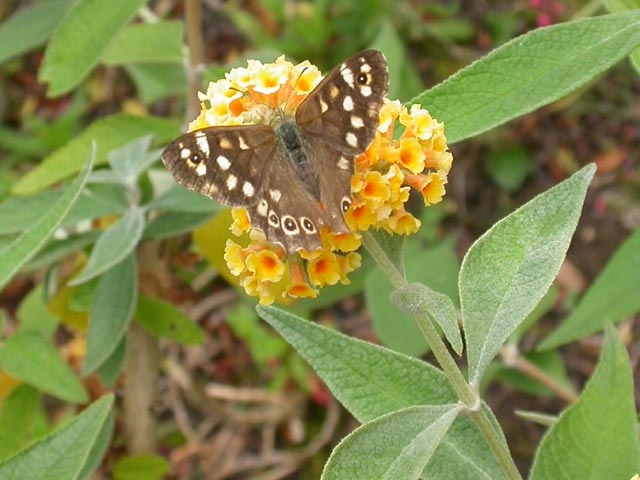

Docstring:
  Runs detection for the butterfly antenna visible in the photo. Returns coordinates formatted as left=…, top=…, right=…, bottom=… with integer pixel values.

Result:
left=285, top=66, right=309, bottom=112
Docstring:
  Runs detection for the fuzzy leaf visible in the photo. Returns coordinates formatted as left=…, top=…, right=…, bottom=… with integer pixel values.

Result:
left=0, top=150, right=93, bottom=291
left=539, top=224, right=640, bottom=349
left=414, top=12, right=640, bottom=143
left=0, top=395, right=113, bottom=480
left=322, top=405, right=461, bottom=480
left=39, top=0, right=148, bottom=96
left=530, top=325, right=640, bottom=479
left=0, top=331, right=88, bottom=404
left=461, top=165, right=595, bottom=385
left=11, top=115, right=178, bottom=195
left=70, top=207, right=144, bottom=286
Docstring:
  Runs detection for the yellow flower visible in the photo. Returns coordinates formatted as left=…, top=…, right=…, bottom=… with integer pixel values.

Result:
left=245, top=249, right=286, bottom=283
left=192, top=56, right=452, bottom=304
left=307, top=251, right=343, bottom=287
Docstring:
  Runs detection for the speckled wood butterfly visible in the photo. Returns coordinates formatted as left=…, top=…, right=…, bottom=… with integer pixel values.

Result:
left=162, top=50, right=388, bottom=253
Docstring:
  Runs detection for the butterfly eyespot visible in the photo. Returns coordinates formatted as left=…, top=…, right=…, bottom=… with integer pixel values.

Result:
left=191, top=153, right=201, bottom=163
left=301, top=217, right=316, bottom=233
left=357, top=73, right=369, bottom=85
left=268, top=212, right=280, bottom=227
left=282, top=216, right=299, bottom=233
left=341, top=198, right=352, bottom=213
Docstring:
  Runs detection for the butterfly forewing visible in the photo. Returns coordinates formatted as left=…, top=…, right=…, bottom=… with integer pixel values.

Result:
left=161, top=50, right=389, bottom=254
left=162, top=124, right=277, bottom=208
left=296, top=50, right=389, bottom=232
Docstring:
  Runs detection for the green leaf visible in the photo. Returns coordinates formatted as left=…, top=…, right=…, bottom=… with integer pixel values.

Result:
left=83, top=253, right=137, bottom=374
left=108, top=135, right=160, bottom=185
left=413, top=12, right=640, bottom=143
left=0, top=331, right=88, bottom=403
left=539, top=224, right=640, bottom=349
left=96, top=337, right=126, bottom=387
left=16, top=285, right=60, bottom=339
left=322, top=405, right=461, bottom=480
left=0, top=150, right=93, bottom=291
left=22, top=231, right=101, bottom=273
left=147, top=185, right=223, bottom=213
left=366, top=242, right=459, bottom=356
left=136, top=295, right=205, bottom=345
left=0, top=395, right=113, bottom=480
left=0, top=188, right=125, bottom=235
left=113, top=454, right=170, bottom=480
left=370, top=21, right=407, bottom=100
left=77, top=410, right=113, bottom=480
left=460, top=165, right=595, bottom=386
left=101, top=21, right=183, bottom=65
left=363, top=230, right=405, bottom=278
left=530, top=325, right=640, bottom=479
left=124, top=63, right=186, bottom=105
left=39, top=0, right=148, bottom=96
left=485, top=147, right=534, bottom=193
left=604, top=0, right=640, bottom=73
left=70, top=207, right=144, bottom=286
left=11, top=114, right=179, bottom=195
left=226, top=305, right=287, bottom=365
left=257, top=306, right=507, bottom=479
left=0, top=0, right=75, bottom=65
left=142, top=211, right=213, bottom=240
left=0, top=385, right=48, bottom=461
left=390, top=282, right=462, bottom=355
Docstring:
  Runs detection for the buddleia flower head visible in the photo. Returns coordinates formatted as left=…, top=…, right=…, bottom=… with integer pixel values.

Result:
left=193, top=55, right=452, bottom=304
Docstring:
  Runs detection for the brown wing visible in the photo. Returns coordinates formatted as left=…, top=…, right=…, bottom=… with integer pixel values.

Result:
left=295, top=50, right=389, bottom=233
left=161, top=124, right=277, bottom=208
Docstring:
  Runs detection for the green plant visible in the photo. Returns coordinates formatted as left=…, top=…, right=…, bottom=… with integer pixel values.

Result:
left=0, top=2, right=639, bottom=479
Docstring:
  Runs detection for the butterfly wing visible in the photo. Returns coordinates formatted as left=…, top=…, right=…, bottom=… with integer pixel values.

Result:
left=244, top=154, right=328, bottom=253
left=295, top=50, right=389, bottom=232
left=162, top=124, right=327, bottom=252
left=161, top=124, right=277, bottom=208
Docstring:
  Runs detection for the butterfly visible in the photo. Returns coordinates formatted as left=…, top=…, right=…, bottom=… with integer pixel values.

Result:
left=161, top=50, right=389, bottom=254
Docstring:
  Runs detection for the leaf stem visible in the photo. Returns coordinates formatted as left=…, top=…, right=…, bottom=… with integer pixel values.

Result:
left=362, top=233, right=523, bottom=480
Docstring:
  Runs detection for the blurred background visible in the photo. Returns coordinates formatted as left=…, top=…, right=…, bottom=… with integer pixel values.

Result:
left=0, top=1, right=638, bottom=478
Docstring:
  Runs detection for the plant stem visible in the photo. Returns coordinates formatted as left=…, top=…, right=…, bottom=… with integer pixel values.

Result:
left=362, top=233, right=523, bottom=480
left=184, top=0, right=203, bottom=124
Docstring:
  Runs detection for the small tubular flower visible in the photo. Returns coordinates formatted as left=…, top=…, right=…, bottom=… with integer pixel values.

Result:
left=192, top=55, right=452, bottom=304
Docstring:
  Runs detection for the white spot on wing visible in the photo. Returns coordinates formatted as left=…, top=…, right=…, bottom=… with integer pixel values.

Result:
left=343, top=96, right=354, bottom=111
left=219, top=137, right=232, bottom=149
left=341, top=67, right=354, bottom=87
left=238, top=137, right=249, bottom=150
left=195, top=132, right=210, bottom=157
left=351, top=115, right=364, bottom=128
left=346, top=132, right=358, bottom=148
left=243, top=181, right=254, bottom=197
left=360, top=85, right=372, bottom=97
left=338, top=157, right=351, bottom=170
left=195, top=162, right=207, bottom=176
left=217, top=155, right=231, bottom=171
left=180, top=148, right=191, bottom=160
left=257, top=199, right=268, bottom=216
left=226, top=174, right=237, bottom=190
left=361, top=63, right=371, bottom=73
left=320, top=98, right=329, bottom=113
left=269, top=189, right=282, bottom=202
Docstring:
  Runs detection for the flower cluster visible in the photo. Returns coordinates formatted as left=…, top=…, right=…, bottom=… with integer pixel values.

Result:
left=191, top=55, right=452, bottom=304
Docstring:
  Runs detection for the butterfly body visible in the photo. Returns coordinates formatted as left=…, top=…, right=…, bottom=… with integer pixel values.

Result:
left=162, top=50, right=388, bottom=253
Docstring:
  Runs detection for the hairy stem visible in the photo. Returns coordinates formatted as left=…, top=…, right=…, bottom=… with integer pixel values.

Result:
left=362, top=233, right=523, bottom=480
